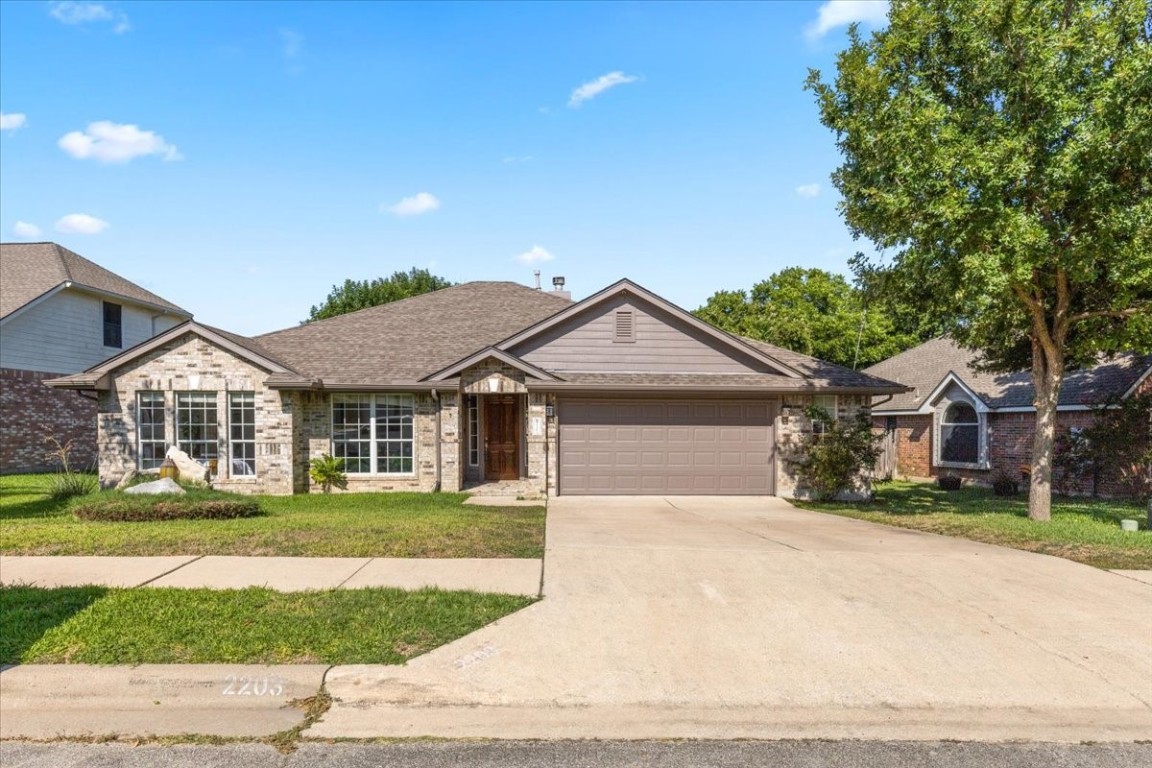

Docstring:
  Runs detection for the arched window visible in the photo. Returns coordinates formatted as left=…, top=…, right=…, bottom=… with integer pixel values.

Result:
left=940, top=402, right=980, bottom=465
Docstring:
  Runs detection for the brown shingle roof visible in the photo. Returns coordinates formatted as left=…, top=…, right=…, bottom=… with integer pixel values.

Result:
left=865, top=337, right=1152, bottom=411
left=0, top=242, right=190, bottom=319
left=253, top=282, right=574, bottom=386
left=739, top=337, right=907, bottom=391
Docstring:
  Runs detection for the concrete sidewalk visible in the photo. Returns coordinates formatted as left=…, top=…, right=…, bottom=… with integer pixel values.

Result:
left=0, top=555, right=542, bottom=595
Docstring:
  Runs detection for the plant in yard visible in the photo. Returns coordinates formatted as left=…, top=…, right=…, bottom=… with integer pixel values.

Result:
left=1053, top=430, right=1094, bottom=496
left=937, top=475, right=963, bottom=492
left=309, top=454, right=348, bottom=494
left=43, top=436, right=96, bottom=502
left=1080, top=393, right=1152, bottom=502
left=792, top=407, right=882, bottom=502
left=991, top=468, right=1020, bottom=497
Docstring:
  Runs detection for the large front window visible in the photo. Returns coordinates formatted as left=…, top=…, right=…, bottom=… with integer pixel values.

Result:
left=176, top=392, right=219, bottom=464
left=137, top=392, right=166, bottom=469
left=938, top=402, right=981, bottom=466
left=332, top=394, right=415, bottom=475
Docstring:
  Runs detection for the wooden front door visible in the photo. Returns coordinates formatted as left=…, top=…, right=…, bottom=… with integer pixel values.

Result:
left=484, top=396, right=521, bottom=481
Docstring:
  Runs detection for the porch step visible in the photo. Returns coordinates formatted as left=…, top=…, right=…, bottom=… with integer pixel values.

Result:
left=463, top=495, right=546, bottom=507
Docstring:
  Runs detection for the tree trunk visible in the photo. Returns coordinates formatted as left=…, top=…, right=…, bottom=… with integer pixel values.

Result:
left=1028, top=337, right=1065, bottom=522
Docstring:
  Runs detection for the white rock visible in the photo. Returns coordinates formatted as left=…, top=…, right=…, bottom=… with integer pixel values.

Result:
left=115, top=470, right=139, bottom=490
left=124, top=477, right=186, bottom=495
left=165, top=446, right=210, bottom=485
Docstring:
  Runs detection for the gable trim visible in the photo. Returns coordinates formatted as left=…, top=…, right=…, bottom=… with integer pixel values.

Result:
left=918, top=372, right=990, bottom=414
left=422, top=347, right=559, bottom=382
left=492, top=278, right=805, bottom=379
left=1121, top=362, right=1152, bottom=400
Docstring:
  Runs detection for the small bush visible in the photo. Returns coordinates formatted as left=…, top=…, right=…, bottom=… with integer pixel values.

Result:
left=72, top=494, right=263, bottom=522
left=46, top=472, right=97, bottom=502
left=937, top=475, right=963, bottom=491
left=991, top=468, right=1020, bottom=497
left=310, top=454, right=348, bottom=494
left=792, top=408, right=882, bottom=501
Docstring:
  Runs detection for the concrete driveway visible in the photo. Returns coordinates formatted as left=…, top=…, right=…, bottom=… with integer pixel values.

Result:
left=313, top=497, right=1152, bottom=741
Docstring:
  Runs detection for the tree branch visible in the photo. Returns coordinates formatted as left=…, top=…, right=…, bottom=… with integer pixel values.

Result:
left=1068, top=307, right=1147, bottom=323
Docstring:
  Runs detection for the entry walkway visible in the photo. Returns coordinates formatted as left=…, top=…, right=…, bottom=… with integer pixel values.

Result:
left=0, top=555, right=542, bottom=596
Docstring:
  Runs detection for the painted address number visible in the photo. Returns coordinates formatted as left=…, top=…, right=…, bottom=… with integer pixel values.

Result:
left=222, top=675, right=285, bottom=696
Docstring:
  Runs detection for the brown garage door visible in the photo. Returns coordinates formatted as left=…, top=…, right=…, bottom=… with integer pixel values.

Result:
left=559, top=398, right=777, bottom=495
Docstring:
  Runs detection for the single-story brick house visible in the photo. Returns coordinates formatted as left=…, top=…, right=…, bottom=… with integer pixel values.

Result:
left=864, top=337, right=1152, bottom=493
left=47, top=278, right=906, bottom=497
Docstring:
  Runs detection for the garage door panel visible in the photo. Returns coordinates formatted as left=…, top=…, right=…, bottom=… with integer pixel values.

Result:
left=559, top=398, right=777, bottom=495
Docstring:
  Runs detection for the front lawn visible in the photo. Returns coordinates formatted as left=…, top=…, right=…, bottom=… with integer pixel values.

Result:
left=1, top=585, right=533, bottom=665
left=0, top=474, right=545, bottom=558
left=796, top=480, right=1151, bottom=569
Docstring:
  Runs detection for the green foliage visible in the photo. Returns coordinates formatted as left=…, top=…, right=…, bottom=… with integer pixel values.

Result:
left=1081, top=393, right=1152, bottom=501
left=46, top=472, right=97, bottom=502
left=694, top=267, right=924, bottom=368
left=307, top=268, right=454, bottom=322
left=71, top=493, right=263, bottom=522
left=309, top=454, right=348, bottom=493
left=806, top=0, right=1152, bottom=519
left=793, top=407, right=882, bottom=501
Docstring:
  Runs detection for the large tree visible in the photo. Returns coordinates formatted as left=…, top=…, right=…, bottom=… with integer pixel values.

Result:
left=694, top=267, right=923, bottom=368
left=807, top=0, right=1152, bottom=520
left=307, top=268, right=454, bottom=322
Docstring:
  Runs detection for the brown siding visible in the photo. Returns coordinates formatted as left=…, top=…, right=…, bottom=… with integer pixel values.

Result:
left=513, top=295, right=772, bottom=374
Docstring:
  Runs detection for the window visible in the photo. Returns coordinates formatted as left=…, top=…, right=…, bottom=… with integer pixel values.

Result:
left=939, top=402, right=980, bottom=465
left=614, top=309, right=635, bottom=342
left=229, top=392, right=256, bottom=476
left=331, top=393, right=415, bottom=475
left=137, top=392, right=166, bottom=470
left=103, top=302, right=122, bottom=348
left=811, top=395, right=837, bottom=436
left=467, top=395, right=480, bottom=466
left=176, top=392, right=219, bottom=466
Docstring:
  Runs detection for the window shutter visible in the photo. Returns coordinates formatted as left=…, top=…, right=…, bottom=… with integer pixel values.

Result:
left=614, top=309, right=635, bottom=343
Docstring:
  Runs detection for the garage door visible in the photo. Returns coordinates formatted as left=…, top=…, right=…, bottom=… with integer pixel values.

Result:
left=559, top=398, right=777, bottom=495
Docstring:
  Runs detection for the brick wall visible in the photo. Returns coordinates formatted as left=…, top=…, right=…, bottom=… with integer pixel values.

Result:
left=777, top=393, right=873, bottom=500
left=1, top=368, right=98, bottom=474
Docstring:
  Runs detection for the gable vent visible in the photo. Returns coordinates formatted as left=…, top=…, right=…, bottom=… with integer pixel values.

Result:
left=614, top=309, right=636, bottom=343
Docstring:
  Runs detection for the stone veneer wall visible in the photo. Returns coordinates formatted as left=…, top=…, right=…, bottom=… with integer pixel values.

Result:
left=776, top=393, right=872, bottom=500
left=96, top=334, right=294, bottom=494
left=1, top=368, right=99, bottom=474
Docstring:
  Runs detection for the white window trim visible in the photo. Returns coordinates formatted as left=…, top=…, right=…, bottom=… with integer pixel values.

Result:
left=330, top=393, right=417, bottom=476
left=228, top=391, right=257, bottom=479
left=136, top=391, right=167, bottom=471
left=933, top=397, right=989, bottom=470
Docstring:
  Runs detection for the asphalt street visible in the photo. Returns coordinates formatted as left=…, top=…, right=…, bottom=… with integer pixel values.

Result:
left=2, top=740, right=1149, bottom=767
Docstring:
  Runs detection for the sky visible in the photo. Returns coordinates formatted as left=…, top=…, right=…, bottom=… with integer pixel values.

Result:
left=0, top=0, right=891, bottom=335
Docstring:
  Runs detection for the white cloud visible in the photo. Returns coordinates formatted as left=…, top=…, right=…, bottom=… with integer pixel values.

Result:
left=0, top=113, right=27, bottom=131
left=49, top=2, right=130, bottom=33
left=58, top=121, right=182, bottom=163
left=568, top=71, right=639, bottom=108
left=515, top=245, right=554, bottom=266
left=796, top=183, right=822, bottom=198
left=12, top=221, right=42, bottom=238
left=279, top=28, right=303, bottom=59
left=806, top=0, right=889, bottom=40
left=55, top=213, right=109, bottom=234
left=384, top=192, right=441, bottom=217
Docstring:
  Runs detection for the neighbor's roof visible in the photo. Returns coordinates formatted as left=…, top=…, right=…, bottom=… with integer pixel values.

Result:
left=0, top=242, right=190, bottom=319
left=253, top=281, right=574, bottom=386
left=740, top=337, right=907, bottom=391
left=865, top=337, right=1152, bottom=412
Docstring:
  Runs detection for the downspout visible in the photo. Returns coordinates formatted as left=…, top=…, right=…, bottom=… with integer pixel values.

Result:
left=430, top=388, right=442, bottom=492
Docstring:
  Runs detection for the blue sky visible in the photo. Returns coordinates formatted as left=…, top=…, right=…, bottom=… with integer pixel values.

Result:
left=0, top=0, right=890, bottom=335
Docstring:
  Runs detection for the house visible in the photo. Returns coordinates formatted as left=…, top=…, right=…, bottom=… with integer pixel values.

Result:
left=865, top=337, right=1152, bottom=493
left=46, top=278, right=905, bottom=497
left=0, top=242, right=192, bottom=473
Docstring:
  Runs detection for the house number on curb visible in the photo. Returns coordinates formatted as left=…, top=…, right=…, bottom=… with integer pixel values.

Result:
left=222, top=675, right=286, bottom=696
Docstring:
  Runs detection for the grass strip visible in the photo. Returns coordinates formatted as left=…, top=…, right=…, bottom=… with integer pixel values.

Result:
left=796, top=480, right=1151, bottom=569
left=1, top=585, right=533, bottom=665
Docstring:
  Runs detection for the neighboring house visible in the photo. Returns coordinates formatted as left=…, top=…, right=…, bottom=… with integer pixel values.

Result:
left=865, top=337, right=1152, bottom=493
left=47, top=279, right=905, bottom=497
left=0, top=242, right=191, bottom=473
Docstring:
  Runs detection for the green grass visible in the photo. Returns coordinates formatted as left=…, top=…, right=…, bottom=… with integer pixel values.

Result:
left=0, top=474, right=545, bottom=558
left=796, top=480, right=1152, bottom=569
left=0, top=585, right=534, bottom=665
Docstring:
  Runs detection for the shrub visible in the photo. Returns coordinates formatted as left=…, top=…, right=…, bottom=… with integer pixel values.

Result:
left=310, top=454, right=348, bottom=494
left=72, top=494, right=263, bottom=522
left=937, top=475, right=963, bottom=491
left=990, top=468, right=1020, bottom=497
left=46, top=472, right=98, bottom=502
left=792, top=407, right=882, bottom=501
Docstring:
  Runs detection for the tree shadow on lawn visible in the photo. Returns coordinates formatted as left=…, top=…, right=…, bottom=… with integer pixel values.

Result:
left=0, top=585, right=108, bottom=666
left=869, top=482, right=1141, bottom=523
left=0, top=478, right=73, bottom=520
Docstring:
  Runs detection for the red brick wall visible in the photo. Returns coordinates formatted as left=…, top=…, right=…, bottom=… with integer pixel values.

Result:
left=0, top=368, right=98, bottom=474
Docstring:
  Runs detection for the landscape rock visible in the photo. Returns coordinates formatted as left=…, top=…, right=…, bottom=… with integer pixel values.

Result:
left=123, top=478, right=186, bottom=495
left=115, top=470, right=139, bottom=490
left=166, top=446, right=210, bottom=485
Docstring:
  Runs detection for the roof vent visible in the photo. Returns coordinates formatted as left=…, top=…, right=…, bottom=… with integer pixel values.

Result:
left=550, top=275, right=571, bottom=301
left=614, top=309, right=635, bottom=343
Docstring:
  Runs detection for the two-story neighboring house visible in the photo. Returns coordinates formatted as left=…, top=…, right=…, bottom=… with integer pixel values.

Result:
left=0, top=242, right=191, bottom=473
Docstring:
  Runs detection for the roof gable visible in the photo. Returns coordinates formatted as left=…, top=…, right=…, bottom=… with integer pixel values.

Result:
left=422, top=347, right=559, bottom=382
left=0, top=241, right=191, bottom=320
left=498, top=279, right=803, bottom=378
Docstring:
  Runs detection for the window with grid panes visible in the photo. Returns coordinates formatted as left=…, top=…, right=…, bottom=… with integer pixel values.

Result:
left=229, top=392, right=256, bottom=476
left=176, top=392, right=219, bottom=465
left=137, top=392, right=166, bottom=469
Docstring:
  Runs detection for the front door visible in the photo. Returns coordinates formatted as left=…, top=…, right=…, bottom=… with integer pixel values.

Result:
left=484, top=396, right=521, bottom=481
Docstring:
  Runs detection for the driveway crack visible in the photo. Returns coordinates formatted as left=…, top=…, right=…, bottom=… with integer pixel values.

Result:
left=662, top=498, right=805, bottom=551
